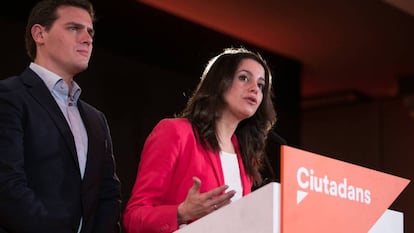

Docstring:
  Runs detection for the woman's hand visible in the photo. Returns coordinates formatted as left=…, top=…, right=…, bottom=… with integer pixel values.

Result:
left=177, top=176, right=236, bottom=224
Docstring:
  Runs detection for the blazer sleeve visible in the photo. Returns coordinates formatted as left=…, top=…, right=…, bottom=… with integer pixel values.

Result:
left=123, top=119, right=184, bottom=233
left=91, top=112, right=122, bottom=233
left=0, top=83, right=73, bottom=232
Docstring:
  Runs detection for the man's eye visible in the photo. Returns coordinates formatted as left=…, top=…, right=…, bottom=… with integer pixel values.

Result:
left=88, top=29, right=95, bottom=38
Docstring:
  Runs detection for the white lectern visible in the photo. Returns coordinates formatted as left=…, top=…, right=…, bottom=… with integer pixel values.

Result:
left=175, top=182, right=404, bottom=233
left=175, top=182, right=280, bottom=233
left=175, top=146, right=409, bottom=233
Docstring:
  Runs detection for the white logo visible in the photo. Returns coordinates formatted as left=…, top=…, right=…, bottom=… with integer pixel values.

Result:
left=296, top=166, right=371, bottom=205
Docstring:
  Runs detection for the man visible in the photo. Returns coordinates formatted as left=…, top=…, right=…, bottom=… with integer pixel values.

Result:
left=0, top=0, right=121, bottom=232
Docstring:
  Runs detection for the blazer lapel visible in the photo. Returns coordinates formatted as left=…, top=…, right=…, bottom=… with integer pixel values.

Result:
left=206, top=149, right=225, bottom=186
left=203, top=135, right=252, bottom=193
left=22, top=69, right=79, bottom=167
left=232, top=135, right=252, bottom=195
left=77, top=101, right=93, bottom=179
left=77, top=101, right=107, bottom=181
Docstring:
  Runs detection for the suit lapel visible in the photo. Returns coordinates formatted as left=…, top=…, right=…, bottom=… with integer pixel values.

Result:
left=77, top=101, right=106, bottom=182
left=21, top=68, right=79, bottom=167
left=77, top=101, right=92, bottom=179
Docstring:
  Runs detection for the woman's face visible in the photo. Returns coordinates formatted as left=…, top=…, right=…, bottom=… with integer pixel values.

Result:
left=222, top=58, right=265, bottom=121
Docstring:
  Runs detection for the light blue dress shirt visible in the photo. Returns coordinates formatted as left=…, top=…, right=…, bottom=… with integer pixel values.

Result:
left=29, top=62, right=88, bottom=178
left=29, top=62, right=88, bottom=233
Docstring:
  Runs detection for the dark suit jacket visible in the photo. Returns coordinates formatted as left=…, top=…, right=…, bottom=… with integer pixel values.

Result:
left=0, top=68, right=121, bottom=233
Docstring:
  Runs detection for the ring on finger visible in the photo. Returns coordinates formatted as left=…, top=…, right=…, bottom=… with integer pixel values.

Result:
left=213, top=204, right=218, bottom=210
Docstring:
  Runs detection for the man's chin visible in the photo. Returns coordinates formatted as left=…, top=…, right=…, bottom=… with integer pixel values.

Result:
left=72, top=63, right=89, bottom=76
left=79, top=62, right=90, bottom=70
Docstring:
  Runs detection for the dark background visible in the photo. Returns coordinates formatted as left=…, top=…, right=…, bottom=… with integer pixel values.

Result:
left=0, top=0, right=301, bottom=230
left=2, top=0, right=414, bottom=232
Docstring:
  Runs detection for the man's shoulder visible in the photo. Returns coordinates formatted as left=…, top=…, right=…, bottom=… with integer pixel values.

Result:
left=0, top=68, right=38, bottom=92
left=0, top=75, right=22, bottom=92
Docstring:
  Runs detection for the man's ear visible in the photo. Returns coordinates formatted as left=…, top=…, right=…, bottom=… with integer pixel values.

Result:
left=31, top=24, right=45, bottom=43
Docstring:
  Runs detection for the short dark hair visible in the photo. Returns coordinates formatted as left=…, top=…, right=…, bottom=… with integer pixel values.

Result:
left=25, top=0, right=95, bottom=61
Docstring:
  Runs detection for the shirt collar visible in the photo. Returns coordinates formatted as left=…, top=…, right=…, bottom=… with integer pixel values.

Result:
left=29, top=62, right=82, bottom=103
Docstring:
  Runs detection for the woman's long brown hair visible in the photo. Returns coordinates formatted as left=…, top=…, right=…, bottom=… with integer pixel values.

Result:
left=178, top=47, right=277, bottom=185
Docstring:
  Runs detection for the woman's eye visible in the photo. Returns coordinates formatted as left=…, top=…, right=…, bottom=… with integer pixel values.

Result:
left=238, top=75, right=248, bottom=82
left=258, top=83, right=265, bottom=90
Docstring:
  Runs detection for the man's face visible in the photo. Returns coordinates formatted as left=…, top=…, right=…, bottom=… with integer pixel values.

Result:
left=35, top=5, right=94, bottom=79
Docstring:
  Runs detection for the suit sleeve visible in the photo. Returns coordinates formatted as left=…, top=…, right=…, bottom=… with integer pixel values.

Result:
left=0, top=88, right=72, bottom=233
left=92, top=112, right=122, bottom=233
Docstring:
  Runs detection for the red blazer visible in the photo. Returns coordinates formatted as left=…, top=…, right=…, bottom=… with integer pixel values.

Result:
left=123, top=118, right=252, bottom=233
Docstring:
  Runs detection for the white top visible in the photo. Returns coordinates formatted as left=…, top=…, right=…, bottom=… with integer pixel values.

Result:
left=178, top=151, right=243, bottom=229
left=220, top=151, right=243, bottom=202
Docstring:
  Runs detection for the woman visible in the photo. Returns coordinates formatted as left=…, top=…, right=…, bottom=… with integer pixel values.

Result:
left=123, top=47, right=277, bottom=233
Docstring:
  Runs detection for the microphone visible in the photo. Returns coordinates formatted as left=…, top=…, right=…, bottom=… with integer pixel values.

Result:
left=270, top=131, right=287, bottom=145
left=257, top=130, right=286, bottom=187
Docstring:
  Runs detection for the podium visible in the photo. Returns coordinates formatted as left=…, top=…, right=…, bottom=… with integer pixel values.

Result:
left=175, top=146, right=410, bottom=233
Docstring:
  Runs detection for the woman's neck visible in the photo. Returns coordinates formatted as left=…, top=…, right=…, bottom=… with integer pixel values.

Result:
left=216, top=117, right=239, bottom=153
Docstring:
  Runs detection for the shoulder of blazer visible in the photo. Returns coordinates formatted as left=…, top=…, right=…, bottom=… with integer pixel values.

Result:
left=155, top=118, right=194, bottom=136
left=0, top=75, right=20, bottom=91
left=157, top=118, right=192, bottom=130
left=0, top=68, right=46, bottom=91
